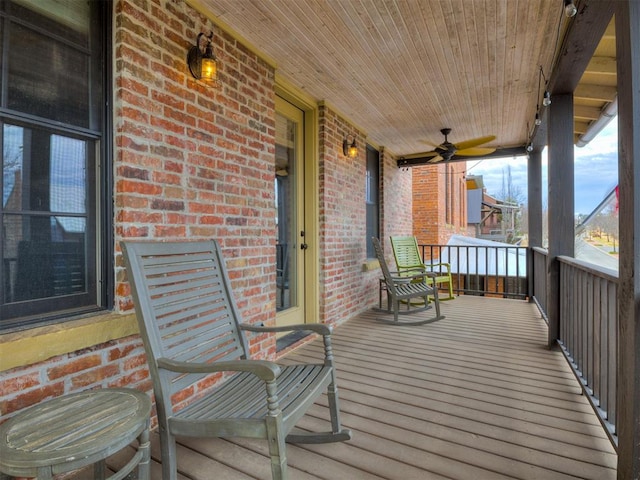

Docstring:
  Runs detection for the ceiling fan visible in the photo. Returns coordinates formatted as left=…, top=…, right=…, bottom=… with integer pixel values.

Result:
left=421, top=128, right=496, bottom=163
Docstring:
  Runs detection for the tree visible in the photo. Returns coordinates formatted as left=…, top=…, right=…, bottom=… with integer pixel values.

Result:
left=495, top=165, right=526, bottom=243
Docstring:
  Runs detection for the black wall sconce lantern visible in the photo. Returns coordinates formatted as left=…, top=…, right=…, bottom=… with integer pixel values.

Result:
left=187, top=32, right=217, bottom=83
left=563, top=0, right=577, bottom=17
left=343, top=135, right=358, bottom=158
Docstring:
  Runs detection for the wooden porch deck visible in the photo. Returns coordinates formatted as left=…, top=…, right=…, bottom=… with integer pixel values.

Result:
left=106, top=296, right=617, bottom=479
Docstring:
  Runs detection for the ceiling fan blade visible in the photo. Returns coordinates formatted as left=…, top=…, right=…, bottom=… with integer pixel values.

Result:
left=399, top=150, right=441, bottom=161
left=419, top=139, right=440, bottom=148
left=427, top=155, right=444, bottom=163
left=453, top=135, right=496, bottom=151
left=455, top=147, right=496, bottom=157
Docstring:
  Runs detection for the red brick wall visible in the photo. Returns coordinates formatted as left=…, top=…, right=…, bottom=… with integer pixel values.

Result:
left=318, top=106, right=377, bottom=323
left=0, top=335, right=150, bottom=420
left=379, top=148, right=413, bottom=265
left=412, top=162, right=468, bottom=246
left=0, top=0, right=277, bottom=421
left=113, top=0, right=278, bottom=375
left=114, top=0, right=277, bottom=328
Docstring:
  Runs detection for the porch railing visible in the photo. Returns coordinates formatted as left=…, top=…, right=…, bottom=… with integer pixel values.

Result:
left=557, top=255, right=619, bottom=445
left=419, top=244, right=527, bottom=299
left=530, top=247, right=548, bottom=318
left=409, top=243, right=618, bottom=447
left=528, top=248, right=618, bottom=447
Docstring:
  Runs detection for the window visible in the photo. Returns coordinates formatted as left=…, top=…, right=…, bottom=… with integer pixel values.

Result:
left=1, top=1, right=111, bottom=330
left=365, top=145, right=380, bottom=258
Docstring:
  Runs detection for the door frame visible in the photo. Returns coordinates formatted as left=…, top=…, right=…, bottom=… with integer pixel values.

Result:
left=275, top=83, right=319, bottom=325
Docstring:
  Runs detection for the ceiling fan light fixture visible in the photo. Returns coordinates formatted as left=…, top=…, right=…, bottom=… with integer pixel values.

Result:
left=419, top=128, right=496, bottom=164
left=564, top=0, right=577, bottom=17
left=543, top=91, right=552, bottom=107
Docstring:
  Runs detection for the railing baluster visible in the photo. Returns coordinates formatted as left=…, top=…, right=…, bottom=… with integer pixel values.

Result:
left=419, top=243, right=529, bottom=299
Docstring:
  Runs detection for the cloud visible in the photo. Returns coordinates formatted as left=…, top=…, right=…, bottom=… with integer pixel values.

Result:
left=574, top=120, right=618, bottom=214
left=468, top=156, right=531, bottom=202
left=467, top=118, right=618, bottom=215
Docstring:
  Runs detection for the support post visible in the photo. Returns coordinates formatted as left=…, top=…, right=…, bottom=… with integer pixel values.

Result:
left=615, top=1, right=640, bottom=477
left=527, top=148, right=543, bottom=301
left=546, top=93, right=574, bottom=348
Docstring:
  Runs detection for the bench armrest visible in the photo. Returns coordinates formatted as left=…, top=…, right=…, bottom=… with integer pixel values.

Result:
left=241, top=323, right=332, bottom=336
left=157, top=358, right=281, bottom=381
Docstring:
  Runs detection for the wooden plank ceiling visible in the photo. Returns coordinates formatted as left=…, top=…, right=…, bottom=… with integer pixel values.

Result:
left=195, top=0, right=616, bottom=162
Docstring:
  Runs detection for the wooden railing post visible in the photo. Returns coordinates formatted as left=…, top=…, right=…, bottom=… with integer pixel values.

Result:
left=615, top=1, right=640, bottom=477
left=527, top=148, right=543, bottom=302
left=546, top=93, right=575, bottom=348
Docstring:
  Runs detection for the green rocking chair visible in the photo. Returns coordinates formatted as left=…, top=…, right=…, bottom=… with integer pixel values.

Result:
left=390, top=235, right=455, bottom=301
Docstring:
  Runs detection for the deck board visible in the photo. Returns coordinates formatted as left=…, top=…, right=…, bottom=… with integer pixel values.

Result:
left=98, top=296, right=616, bottom=479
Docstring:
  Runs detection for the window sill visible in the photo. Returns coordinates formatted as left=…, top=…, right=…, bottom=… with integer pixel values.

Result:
left=362, top=259, right=380, bottom=272
left=0, top=312, right=138, bottom=372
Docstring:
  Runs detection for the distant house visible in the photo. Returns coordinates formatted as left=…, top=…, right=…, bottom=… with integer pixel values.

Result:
left=466, top=175, right=520, bottom=243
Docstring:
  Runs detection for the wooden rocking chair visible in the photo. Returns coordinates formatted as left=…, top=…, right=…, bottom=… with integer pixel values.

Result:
left=372, top=237, right=444, bottom=325
left=121, top=239, right=351, bottom=480
left=390, top=235, right=455, bottom=301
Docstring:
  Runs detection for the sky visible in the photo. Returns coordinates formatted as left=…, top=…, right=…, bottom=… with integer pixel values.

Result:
left=467, top=118, right=619, bottom=216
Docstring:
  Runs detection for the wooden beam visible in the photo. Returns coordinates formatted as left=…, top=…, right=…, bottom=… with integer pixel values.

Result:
left=615, top=1, right=640, bottom=477
left=574, top=84, right=617, bottom=102
left=574, top=120, right=590, bottom=135
left=585, top=56, right=617, bottom=75
left=574, top=104, right=602, bottom=121
left=548, top=1, right=615, bottom=94
left=547, top=93, right=575, bottom=347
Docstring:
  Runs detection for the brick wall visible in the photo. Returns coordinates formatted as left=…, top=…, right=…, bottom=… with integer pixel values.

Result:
left=318, top=105, right=378, bottom=323
left=113, top=0, right=278, bottom=404
left=114, top=0, right=277, bottom=326
left=380, top=148, right=413, bottom=265
left=0, top=335, right=151, bottom=420
left=412, top=161, right=468, bottom=246
left=0, top=0, right=277, bottom=420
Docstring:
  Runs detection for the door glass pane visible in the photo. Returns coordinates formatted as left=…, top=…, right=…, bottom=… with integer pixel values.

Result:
left=275, top=113, right=297, bottom=311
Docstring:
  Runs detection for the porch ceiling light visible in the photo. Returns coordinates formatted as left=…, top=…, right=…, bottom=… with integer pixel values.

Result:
left=187, top=32, right=217, bottom=83
left=564, top=0, right=577, bottom=18
left=343, top=135, right=358, bottom=158
left=543, top=91, right=552, bottom=107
